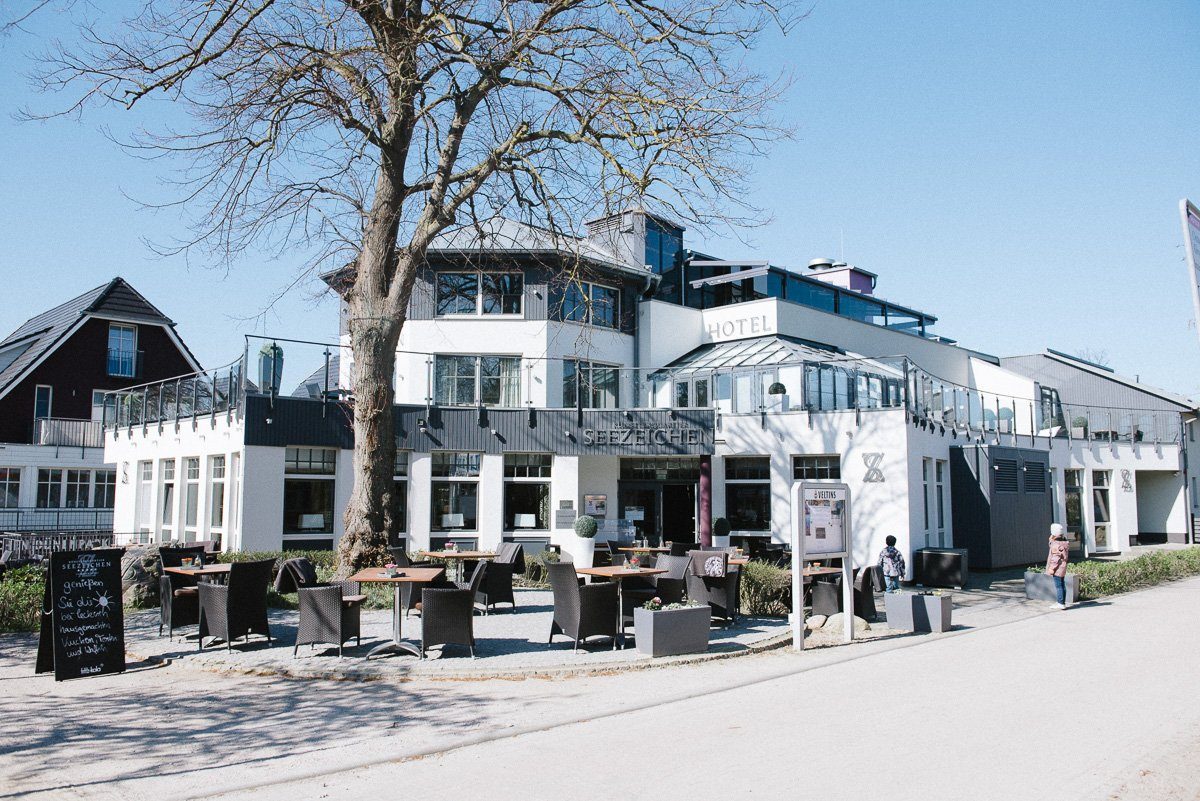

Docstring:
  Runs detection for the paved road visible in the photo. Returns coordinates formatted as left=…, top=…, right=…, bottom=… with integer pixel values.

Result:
left=2, top=578, right=1198, bottom=801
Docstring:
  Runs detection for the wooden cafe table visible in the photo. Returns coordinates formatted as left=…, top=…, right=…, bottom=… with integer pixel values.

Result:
left=348, top=566, right=446, bottom=658
left=575, top=564, right=667, bottom=647
left=163, top=563, right=233, bottom=583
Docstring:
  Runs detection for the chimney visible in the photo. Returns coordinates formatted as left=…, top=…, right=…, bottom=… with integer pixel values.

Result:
left=807, top=258, right=877, bottom=295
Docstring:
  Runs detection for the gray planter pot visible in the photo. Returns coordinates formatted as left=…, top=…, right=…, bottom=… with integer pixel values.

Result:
left=1024, top=571, right=1080, bottom=604
left=633, top=605, right=711, bottom=657
left=884, top=591, right=953, bottom=633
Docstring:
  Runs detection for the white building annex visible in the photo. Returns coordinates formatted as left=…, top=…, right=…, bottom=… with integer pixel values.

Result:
left=102, top=210, right=1198, bottom=574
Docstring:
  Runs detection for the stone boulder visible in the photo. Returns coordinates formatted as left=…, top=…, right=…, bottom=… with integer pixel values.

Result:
left=807, top=614, right=827, bottom=630
left=121, top=545, right=163, bottom=608
left=820, top=612, right=871, bottom=634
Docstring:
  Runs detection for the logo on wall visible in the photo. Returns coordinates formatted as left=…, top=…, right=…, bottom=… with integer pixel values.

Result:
left=863, top=453, right=885, bottom=483
left=1121, top=470, right=1133, bottom=492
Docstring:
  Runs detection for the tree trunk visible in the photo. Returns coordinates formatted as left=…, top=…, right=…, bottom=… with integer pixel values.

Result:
left=337, top=312, right=402, bottom=574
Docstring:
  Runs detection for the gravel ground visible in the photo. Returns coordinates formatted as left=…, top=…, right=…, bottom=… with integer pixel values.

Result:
left=125, top=588, right=793, bottom=679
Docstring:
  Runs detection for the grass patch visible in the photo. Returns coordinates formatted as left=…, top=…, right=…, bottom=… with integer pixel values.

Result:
left=0, top=565, right=46, bottom=632
left=1030, top=547, right=1200, bottom=600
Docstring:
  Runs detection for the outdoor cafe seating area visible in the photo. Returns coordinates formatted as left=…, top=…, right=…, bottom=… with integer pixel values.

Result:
left=143, top=537, right=887, bottom=673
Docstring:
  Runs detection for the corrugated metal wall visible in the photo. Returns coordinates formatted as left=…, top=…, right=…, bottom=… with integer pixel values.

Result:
left=1001, top=354, right=1186, bottom=412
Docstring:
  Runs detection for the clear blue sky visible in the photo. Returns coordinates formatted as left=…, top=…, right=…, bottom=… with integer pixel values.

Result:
left=1, top=1, right=1198, bottom=396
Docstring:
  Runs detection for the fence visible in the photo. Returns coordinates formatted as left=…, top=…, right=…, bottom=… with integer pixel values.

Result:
left=0, top=508, right=115, bottom=533
left=1, top=531, right=116, bottom=562
left=34, top=418, right=104, bottom=448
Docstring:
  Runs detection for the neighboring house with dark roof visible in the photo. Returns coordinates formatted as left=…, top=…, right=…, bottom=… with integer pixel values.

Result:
left=0, top=278, right=200, bottom=531
left=291, top=353, right=342, bottom=399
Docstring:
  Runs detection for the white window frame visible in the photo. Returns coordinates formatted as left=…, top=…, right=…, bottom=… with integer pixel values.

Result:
left=183, top=457, right=201, bottom=539
left=431, top=452, right=481, bottom=532
left=33, top=384, right=52, bottom=422
left=283, top=447, right=337, bottom=538
left=159, top=458, right=176, bottom=539
left=502, top=453, right=552, bottom=532
left=0, top=467, right=20, bottom=509
left=434, top=354, right=522, bottom=407
left=107, top=323, right=138, bottom=378
left=209, top=455, right=227, bottom=532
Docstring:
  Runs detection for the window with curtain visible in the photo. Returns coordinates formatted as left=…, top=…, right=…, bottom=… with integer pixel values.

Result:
left=435, top=355, right=521, bottom=406
left=0, top=468, right=21, bottom=508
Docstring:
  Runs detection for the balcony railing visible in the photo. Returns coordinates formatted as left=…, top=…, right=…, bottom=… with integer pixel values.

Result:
left=0, top=508, right=114, bottom=535
left=34, top=417, right=104, bottom=448
left=107, top=348, right=143, bottom=379
left=104, top=360, right=244, bottom=429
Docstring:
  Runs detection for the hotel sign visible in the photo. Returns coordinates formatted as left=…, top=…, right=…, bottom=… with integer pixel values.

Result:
left=582, top=421, right=704, bottom=448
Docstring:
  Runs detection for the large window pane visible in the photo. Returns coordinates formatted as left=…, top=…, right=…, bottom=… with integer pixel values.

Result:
left=480, top=356, right=521, bottom=406
left=504, top=482, right=549, bottom=529
left=283, top=479, right=335, bottom=534
left=37, top=468, right=63, bottom=508
left=725, top=484, right=770, bottom=531
left=0, top=468, right=21, bottom=509
left=285, top=447, right=336, bottom=475
left=482, top=273, right=523, bottom=314
left=432, top=482, right=478, bottom=530
left=436, top=273, right=479, bottom=315
left=793, top=455, right=841, bottom=480
left=590, top=284, right=619, bottom=328
left=65, top=470, right=90, bottom=509
left=435, top=355, right=478, bottom=405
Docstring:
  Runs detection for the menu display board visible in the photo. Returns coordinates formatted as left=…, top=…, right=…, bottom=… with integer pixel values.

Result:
left=36, top=549, right=126, bottom=682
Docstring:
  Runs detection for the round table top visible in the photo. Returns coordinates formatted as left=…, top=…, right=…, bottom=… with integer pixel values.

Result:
left=348, top=567, right=446, bottom=583
left=617, top=546, right=670, bottom=553
left=418, top=550, right=496, bottom=560
left=575, top=565, right=668, bottom=578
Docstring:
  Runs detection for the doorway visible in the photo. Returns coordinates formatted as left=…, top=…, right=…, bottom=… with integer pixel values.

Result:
left=618, top=481, right=697, bottom=545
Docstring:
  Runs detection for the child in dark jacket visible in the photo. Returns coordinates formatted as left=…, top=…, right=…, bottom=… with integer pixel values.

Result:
left=877, top=535, right=905, bottom=592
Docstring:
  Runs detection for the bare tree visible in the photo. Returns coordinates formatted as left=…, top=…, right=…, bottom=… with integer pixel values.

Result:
left=30, top=0, right=796, bottom=571
left=1075, top=348, right=1111, bottom=368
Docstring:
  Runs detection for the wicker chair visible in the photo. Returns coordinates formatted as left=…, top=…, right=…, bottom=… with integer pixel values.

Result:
left=812, top=568, right=882, bottom=620
left=546, top=562, right=618, bottom=652
left=419, top=587, right=477, bottom=659
left=685, top=550, right=741, bottom=626
left=669, top=541, right=693, bottom=557
left=198, top=559, right=274, bottom=650
left=476, top=543, right=523, bottom=613
left=275, top=558, right=366, bottom=657
left=386, top=548, right=449, bottom=617
left=157, top=545, right=208, bottom=638
left=294, top=585, right=363, bottom=657
left=453, top=560, right=489, bottom=614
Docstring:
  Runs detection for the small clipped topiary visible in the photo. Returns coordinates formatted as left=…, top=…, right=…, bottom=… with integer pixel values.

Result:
left=712, top=517, right=732, bottom=538
left=574, top=514, right=598, bottom=539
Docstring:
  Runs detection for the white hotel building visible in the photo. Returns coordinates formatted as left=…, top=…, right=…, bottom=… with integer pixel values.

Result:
left=102, top=211, right=1198, bottom=573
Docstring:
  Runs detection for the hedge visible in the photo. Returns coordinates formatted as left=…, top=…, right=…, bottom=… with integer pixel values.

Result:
left=739, top=559, right=791, bottom=616
left=1029, top=547, right=1200, bottom=600
left=0, top=565, right=46, bottom=632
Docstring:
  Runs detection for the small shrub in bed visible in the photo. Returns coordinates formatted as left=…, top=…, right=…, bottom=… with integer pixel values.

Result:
left=0, top=565, right=46, bottom=632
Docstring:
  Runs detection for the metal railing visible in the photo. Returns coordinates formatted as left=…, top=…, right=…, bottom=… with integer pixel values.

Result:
left=104, top=360, right=244, bottom=429
left=107, top=348, right=143, bottom=379
left=0, top=530, right=115, bottom=561
left=34, top=417, right=104, bottom=448
left=0, top=508, right=115, bottom=534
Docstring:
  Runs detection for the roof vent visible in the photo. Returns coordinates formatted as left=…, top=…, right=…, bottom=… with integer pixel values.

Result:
left=807, top=258, right=836, bottom=271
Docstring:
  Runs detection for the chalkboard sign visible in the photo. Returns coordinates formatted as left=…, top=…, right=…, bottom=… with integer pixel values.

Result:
left=36, top=549, right=126, bottom=681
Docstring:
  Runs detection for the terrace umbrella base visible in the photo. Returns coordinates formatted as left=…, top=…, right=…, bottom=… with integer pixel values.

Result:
left=366, top=640, right=423, bottom=659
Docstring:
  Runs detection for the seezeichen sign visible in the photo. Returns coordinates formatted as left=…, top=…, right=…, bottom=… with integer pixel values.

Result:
left=1181, top=199, right=1200, bottom=350
left=582, top=422, right=704, bottom=447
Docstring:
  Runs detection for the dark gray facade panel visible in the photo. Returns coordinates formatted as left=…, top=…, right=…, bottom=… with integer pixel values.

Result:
left=1001, top=354, right=1187, bottom=412
left=950, top=444, right=1053, bottom=569
left=244, top=395, right=714, bottom=456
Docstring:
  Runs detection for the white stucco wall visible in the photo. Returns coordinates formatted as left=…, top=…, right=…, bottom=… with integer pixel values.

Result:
left=104, top=416, right=244, bottom=549
left=1135, top=470, right=1187, bottom=538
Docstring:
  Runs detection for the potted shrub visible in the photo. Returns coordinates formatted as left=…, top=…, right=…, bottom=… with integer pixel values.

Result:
left=884, top=590, right=953, bottom=633
left=572, top=514, right=598, bottom=569
left=1024, top=568, right=1081, bottom=604
left=1070, top=416, right=1088, bottom=440
left=633, top=598, right=711, bottom=657
left=711, top=517, right=732, bottom=549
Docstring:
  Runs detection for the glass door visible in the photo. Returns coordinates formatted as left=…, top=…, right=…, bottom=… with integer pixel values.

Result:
left=618, top=485, right=660, bottom=544
left=662, top=483, right=697, bottom=545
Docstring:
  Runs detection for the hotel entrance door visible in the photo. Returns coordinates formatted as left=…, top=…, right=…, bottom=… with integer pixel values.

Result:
left=618, top=482, right=697, bottom=546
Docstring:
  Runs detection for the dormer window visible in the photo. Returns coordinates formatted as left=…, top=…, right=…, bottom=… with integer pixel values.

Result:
left=436, top=271, right=523, bottom=316
left=107, top=323, right=138, bottom=378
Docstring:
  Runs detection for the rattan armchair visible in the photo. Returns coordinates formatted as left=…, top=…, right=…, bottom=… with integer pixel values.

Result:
left=419, top=587, right=477, bottom=659
left=685, top=550, right=741, bottom=626
left=198, top=559, right=274, bottom=651
left=547, top=562, right=618, bottom=652
left=157, top=545, right=208, bottom=638
left=475, top=543, right=524, bottom=613
left=294, top=585, right=363, bottom=657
